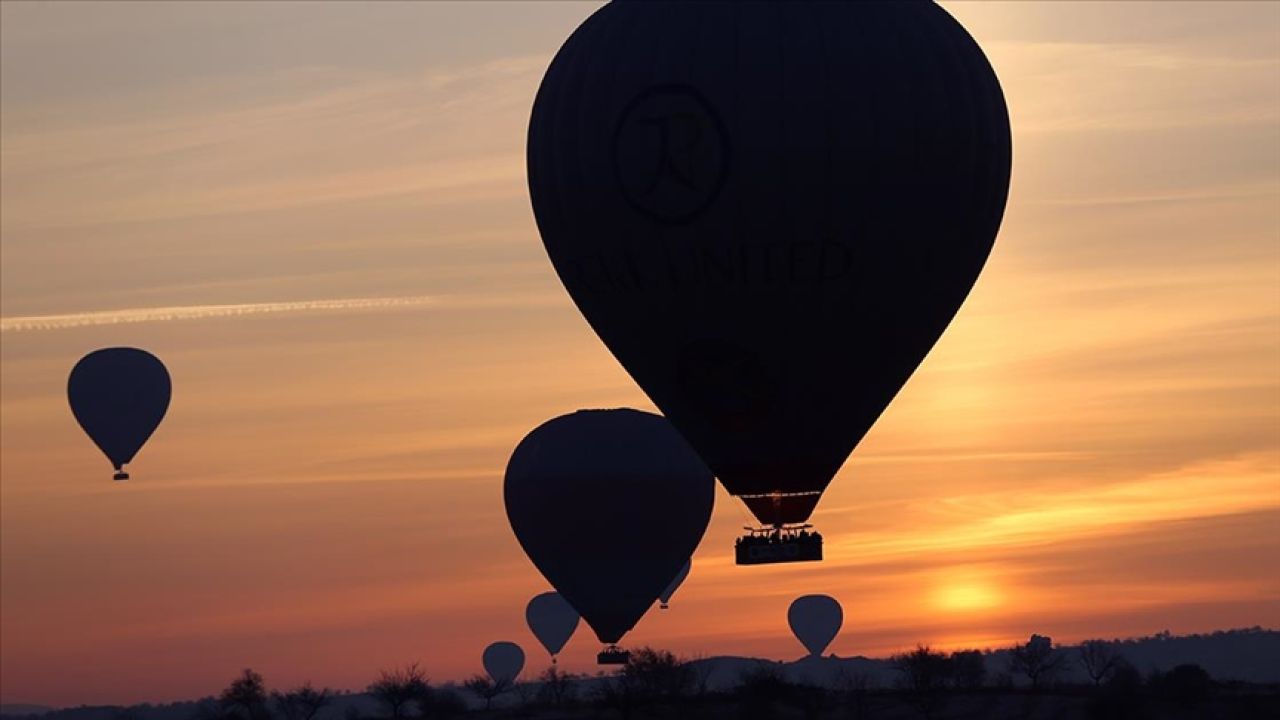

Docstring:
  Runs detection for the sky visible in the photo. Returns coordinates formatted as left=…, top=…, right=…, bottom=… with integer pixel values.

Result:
left=2, top=0, right=1278, bottom=708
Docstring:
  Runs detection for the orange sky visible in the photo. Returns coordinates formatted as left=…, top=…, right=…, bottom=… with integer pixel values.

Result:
left=2, top=0, right=1278, bottom=708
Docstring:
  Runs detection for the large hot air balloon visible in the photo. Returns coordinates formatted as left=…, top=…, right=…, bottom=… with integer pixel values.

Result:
left=788, top=595, right=843, bottom=658
left=526, top=591, right=580, bottom=663
left=528, top=0, right=1012, bottom=562
left=482, top=641, right=525, bottom=685
left=67, top=347, right=171, bottom=481
left=505, top=409, right=714, bottom=664
left=658, top=558, right=691, bottom=610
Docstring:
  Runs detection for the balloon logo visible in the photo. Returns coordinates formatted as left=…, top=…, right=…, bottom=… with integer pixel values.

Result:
left=526, top=591, right=580, bottom=663
left=67, top=347, right=171, bottom=481
left=482, top=641, right=525, bottom=685
left=788, top=595, right=843, bottom=658
left=613, top=84, right=728, bottom=223
left=528, top=0, right=1012, bottom=558
left=504, top=409, right=714, bottom=663
left=658, top=558, right=691, bottom=610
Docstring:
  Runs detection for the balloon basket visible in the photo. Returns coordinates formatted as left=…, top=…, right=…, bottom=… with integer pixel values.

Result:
left=113, top=471, right=130, bottom=481
left=735, top=525, right=822, bottom=565
left=597, top=646, right=630, bottom=665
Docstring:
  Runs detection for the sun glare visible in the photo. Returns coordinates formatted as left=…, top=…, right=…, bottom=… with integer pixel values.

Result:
left=933, top=577, right=1003, bottom=613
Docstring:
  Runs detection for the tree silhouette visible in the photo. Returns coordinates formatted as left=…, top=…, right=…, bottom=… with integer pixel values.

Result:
left=535, top=666, right=576, bottom=708
left=461, top=675, right=508, bottom=711
left=1151, top=663, right=1213, bottom=706
left=836, top=668, right=876, bottom=720
left=622, top=647, right=695, bottom=702
left=593, top=670, right=642, bottom=720
left=735, top=664, right=792, bottom=720
left=1078, top=639, right=1122, bottom=686
left=949, top=649, right=986, bottom=690
left=271, top=684, right=330, bottom=720
left=366, top=664, right=428, bottom=719
left=594, top=646, right=696, bottom=719
left=1008, top=635, right=1064, bottom=690
left=892, top=645, right=952, bottom=719
left=220, top=669, right=270, bottom=720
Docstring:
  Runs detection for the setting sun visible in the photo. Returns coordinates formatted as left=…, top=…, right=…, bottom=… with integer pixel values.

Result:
left=933, top=572, right=1004, bottom=613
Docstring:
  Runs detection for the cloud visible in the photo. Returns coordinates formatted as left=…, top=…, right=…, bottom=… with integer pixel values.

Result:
left=821, top=452, right=1280, bottom=565
left=0, top=296, right=441, bottom=332
left=986, top=40, right=1280, bottom=135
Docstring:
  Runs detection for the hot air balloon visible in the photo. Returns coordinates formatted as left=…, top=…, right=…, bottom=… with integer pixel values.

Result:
left=526, top=591, right=580, bottom=663
left=658, top=558, right=691, bottom=610
left=528, top=0, right=1012, bottom=563
left=505, top=409, right=714, bottom=664
left=482, top=641, right=525, bottom=685
left=67, top=347, right=171, bottom=481
left=788, top=595, right=843, bottom=658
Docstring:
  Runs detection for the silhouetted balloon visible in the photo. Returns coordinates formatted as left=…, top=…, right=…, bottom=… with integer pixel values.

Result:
left=67, top=347, right=171, bottom=481
left=526, top=591, right=580, bottom=661
left=788, top=595, right=843, bottom=657
left=505, top=409, right=714, bottom=645
left=528, top=0, right=1011, bottom=526
left=482, top=641, right=525, bottom=685
left=658, top=558, right=691, bottom=610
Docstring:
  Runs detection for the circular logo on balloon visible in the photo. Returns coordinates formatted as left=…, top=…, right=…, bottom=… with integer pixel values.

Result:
left=613, top=85, right=728, bottom=224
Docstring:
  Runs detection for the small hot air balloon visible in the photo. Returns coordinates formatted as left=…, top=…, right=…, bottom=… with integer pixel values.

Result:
left=658, top=558, right=691, bottom=610
left=67, top=347, right=171, bottom=481
left=788, top=595, right=843, bottom=658
left=528, top=0, right=1012, bottom=562
left=482, top=641, right=525, bottom=686
left=526, top=591, right=580, bottom=663
left=505, top=409, right=714, bottom=664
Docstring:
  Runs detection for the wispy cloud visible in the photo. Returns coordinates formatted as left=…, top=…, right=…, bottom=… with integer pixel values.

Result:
left=823, top=452, right=1280, bottom=564
left=0, top=296, right=442, bottom=332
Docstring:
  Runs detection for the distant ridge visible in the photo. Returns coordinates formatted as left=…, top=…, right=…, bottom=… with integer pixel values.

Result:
left=4, top=628, right=1276, bottom=717
left=0, top=707, right=52, bottom=718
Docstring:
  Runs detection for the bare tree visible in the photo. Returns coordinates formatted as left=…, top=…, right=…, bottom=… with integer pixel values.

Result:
left=220, top=669, right=271, bottom=720
left=366, top=664, right=428, bottom=719
left=271, top=684, right=330, bottom=720
left=892, top=646, right=952, bottom=719
left=1008, top=635, right=1064, bottom=690
left=510, top=680, right=535, bottom=708
left=462, top=675, right=509, bottom=711
left=1078, top=639, right=1122, bottom=686
left=536, top=666, right=576, bottom=708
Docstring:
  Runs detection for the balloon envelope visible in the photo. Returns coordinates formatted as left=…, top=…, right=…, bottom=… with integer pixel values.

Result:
left=482, top=641, right=525, bottom=685
left=67, top=347, right=171, bottom=477
left=528, top=0, right=1011, bottom=525
left=788, top=595, right=843, bottom=657
left=658, top=558, right=691, bottom=608
left=526, top=591, right=580, bottom=657
left=504, top=409, right=714, bottom=644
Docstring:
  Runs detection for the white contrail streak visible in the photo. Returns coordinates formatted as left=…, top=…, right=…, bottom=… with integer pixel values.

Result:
left=0, top=296, right=441, bottom=332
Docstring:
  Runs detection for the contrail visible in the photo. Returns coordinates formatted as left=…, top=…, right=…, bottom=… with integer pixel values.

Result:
left=0, top=296, right=441, bottom=332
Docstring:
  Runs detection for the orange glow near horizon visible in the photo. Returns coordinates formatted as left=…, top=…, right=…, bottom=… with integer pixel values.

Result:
left=2, top=0, right=1278, bottom=708
left=931, top=571, right=1004, bottom=615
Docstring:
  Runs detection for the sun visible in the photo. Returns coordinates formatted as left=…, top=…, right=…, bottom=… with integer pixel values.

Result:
left=932, top=571, right=1004, bottom=613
